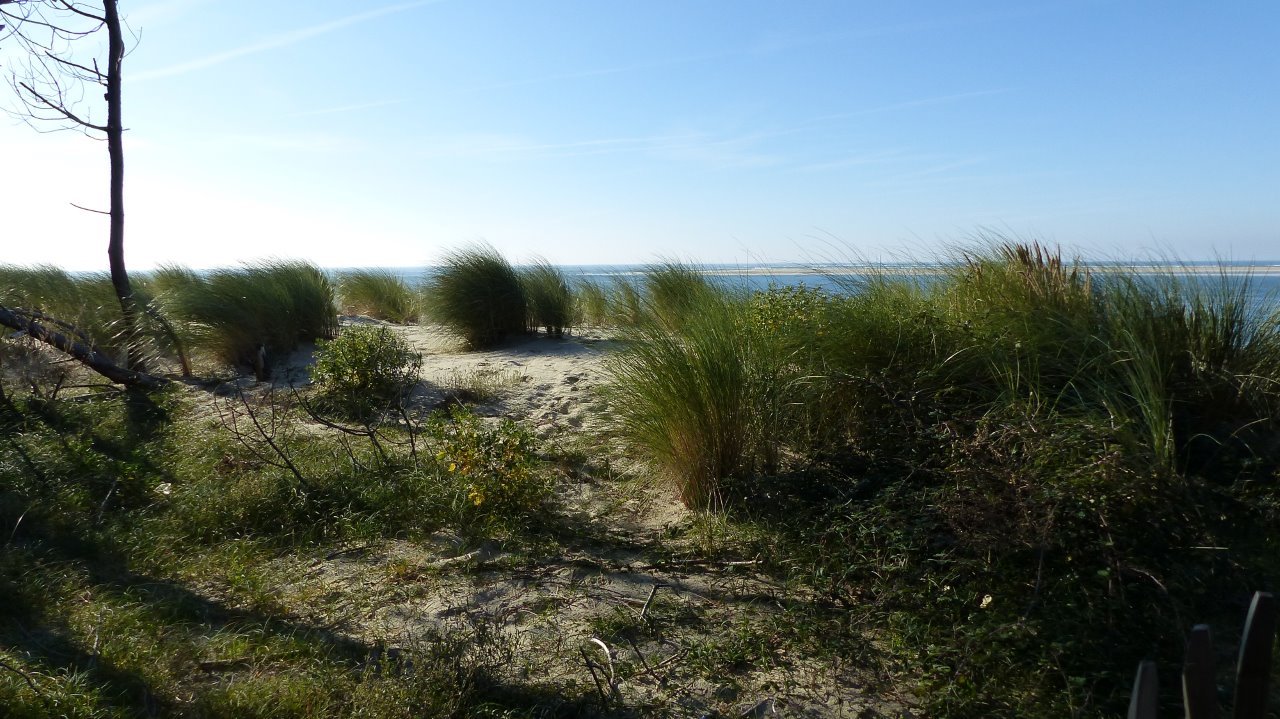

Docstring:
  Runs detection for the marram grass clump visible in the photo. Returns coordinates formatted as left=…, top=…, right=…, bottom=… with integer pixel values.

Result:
left=158, top=259, right=337, bottom=378
left=606, top=284, right=794, bottom=509
left=422, top=244, right=527, bottom=349
left=603, top=244, right=1280, bottom=717
left=520, top=260, right=574, bottom=337
left=574, top=278, right=610, bottom=327
left=337, top=269, right=419, bottom=324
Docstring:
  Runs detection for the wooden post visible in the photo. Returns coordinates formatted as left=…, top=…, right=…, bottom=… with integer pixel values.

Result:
left=1233, top=592, right=1276, bottom=719
left=1183, top=624, right=1215, bottom=719
left=1130, top=660, right=1159, bottom=719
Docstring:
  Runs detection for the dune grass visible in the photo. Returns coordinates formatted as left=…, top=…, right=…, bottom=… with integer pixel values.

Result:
left=422, top=245, right=527, bottom=349
left=641, top=261, right=719, bottom=332
left=0, top=264, right=191, bottom=372
left=573, top=278, right=609, bottom=327
left=336, top=269, right=419, bottom=324
left=0, top=265, right=131, bottom=347
left=607, top=292, right=778, bottom=508
left=158, top=260, right=337, bottom=378
left=603, top=243, right=1280, bottom=716
left=520, top=260, right=574, bottom=337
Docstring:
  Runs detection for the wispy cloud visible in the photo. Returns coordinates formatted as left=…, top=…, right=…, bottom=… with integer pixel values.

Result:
left=813, top=89, right=1014, bottom=123
left=286, top=99, right=408, bottom=119
left=411, top=132, right=703, bottom=159
left=127, top=0, right=214, bottom=28
left=407, top=129, right=794, bottom=170
left=178, top=131, right=364, bottom=154
left=789, top=149, right=912, bottom=173
left=879, top=158, right=987, bottom=183
left=133, top=0, right=448, bottom=82
left=461, top=51, right=735, bottom=94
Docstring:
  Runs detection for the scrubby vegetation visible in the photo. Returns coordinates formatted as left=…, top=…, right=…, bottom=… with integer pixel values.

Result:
left=311, top=325, right=422, bottom=419
left=603, top=245, right=1280, bottom=716
left=0, top=382, right=564, bottom=717
left=4, top=243, right=1280, bottom=717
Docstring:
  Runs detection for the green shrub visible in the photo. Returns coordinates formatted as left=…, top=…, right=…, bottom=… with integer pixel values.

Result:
left=311, top=325, right=422, bottom=418
left=426, top=406, right=548, bottom=527
left=337, top=269, right=419, bottom=324
left=520, top=260, right=573, bottom=337
left=422, top=245, right=527, bottom=349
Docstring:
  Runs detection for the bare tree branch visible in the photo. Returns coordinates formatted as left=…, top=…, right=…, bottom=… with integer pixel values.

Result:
left=70, top=202, right=110, bottom=215
left=0, top=305, right=167, bottom=390
left=43, top=49, right=104, bottom=82
left=17, top=79, right=106, bottom=130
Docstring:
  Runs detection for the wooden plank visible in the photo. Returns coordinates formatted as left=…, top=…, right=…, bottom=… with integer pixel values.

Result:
left=1233, top=592, right=1276, bottom=719
left=1130, top=660, right=1160, bottom=719
left=1183, top=624, right=1216, bottom=719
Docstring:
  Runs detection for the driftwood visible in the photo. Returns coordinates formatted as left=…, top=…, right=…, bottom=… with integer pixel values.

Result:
left=0, top=305, right=168, bottom=390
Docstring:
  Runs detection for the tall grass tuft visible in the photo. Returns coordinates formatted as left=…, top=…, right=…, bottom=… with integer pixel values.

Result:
left=574, top=278, right=609, bottom=327
left=606, top=288, right=792, bottom=508
left=337, top=269, right=419, bottom=324
left=607, top=275, right=645, bottom=328
left=160, top=260, right=336, bottom=378
left=520, top=260, right=574, bottom=337
left=422, top=245, right=527, bottom=349
left=642, top=261, right=718, bottom=332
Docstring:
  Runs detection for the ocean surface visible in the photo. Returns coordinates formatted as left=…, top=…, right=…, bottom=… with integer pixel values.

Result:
left=347, top=263, right=1280, bottom=313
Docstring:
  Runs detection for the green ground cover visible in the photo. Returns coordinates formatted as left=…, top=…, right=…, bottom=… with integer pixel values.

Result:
left=3, top=242, right=1279, bottom=716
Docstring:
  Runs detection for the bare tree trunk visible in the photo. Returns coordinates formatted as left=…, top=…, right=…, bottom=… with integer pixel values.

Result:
left=102, top=0, right=140, bottom=371
left=0, top=306, right=167, bottom=390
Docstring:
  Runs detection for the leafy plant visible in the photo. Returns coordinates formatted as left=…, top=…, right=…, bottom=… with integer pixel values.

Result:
left=311, top=325, right=422, bottom=418
left=427, top=406, right=548, bottom=526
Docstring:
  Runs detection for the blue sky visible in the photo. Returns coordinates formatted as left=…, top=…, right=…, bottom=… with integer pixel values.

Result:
left=2, top=0, right=1277, bottom=269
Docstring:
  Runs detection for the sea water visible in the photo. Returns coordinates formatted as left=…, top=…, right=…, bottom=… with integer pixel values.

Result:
left=363, top=263, right=1280, bottom=315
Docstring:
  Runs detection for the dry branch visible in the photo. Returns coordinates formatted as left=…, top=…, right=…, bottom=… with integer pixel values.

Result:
left=0, top=305, right=166, bottom=389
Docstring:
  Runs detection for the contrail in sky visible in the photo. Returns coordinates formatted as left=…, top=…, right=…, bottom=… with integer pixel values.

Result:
left=133, top=0, right=447, bottom=82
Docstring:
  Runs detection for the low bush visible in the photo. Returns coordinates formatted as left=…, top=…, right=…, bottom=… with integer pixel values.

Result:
left=311, top=325, right=422, bottom=418
left=422, top=245, right=527, bottom=349
left=426, top=406, right=549, bottom=528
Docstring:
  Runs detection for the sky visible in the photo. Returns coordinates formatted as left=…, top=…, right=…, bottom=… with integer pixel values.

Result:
left=1, top=0, right=1277, bottom=270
